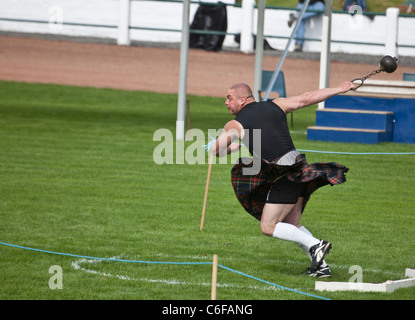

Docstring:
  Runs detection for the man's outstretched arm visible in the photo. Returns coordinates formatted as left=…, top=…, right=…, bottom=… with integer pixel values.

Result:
left=273, top=81, right=356, bottom=114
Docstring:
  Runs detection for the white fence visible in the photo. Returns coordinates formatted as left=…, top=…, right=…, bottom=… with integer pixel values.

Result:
left=1, top=0, right=414, bottom=57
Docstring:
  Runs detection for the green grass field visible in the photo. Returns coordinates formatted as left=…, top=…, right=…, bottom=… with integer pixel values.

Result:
left=0, top=80, right=414, bottom=301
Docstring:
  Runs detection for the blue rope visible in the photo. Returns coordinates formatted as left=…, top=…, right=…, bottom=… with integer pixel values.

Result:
left=0, top=241, right=330, bottom=300
left=218, top=264, right=331, bottom=300
left=0, top=241, right=209, bottom=265
left=202, top=132, right=415, bottom=156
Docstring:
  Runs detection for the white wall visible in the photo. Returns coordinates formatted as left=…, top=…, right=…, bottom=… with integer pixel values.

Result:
left=0, top=0, right=414, bottom=56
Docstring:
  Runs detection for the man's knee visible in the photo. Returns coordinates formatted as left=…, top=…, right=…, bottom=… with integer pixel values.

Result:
left=260, top=221, right=276, bottom=237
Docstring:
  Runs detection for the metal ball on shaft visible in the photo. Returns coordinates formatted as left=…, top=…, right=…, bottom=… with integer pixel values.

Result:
left=351, top=55, right=398, bottom=91
left=379, top=55, right=398, bottom=73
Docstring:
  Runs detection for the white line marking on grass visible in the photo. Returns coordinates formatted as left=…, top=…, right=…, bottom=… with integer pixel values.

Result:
left=71, top=253, right=404, bottom=296
left=71, top=256, right=285, bottom=292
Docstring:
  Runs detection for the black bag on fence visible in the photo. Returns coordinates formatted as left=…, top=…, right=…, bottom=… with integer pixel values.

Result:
left=189, top=3, right=227, bottom=51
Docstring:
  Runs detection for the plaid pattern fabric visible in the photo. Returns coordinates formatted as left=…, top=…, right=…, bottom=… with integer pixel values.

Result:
left=231, top=153, right=348, bottom=221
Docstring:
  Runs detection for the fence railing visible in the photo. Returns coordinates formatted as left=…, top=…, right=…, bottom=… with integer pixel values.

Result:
left=0, top=0, right=414, bottom=52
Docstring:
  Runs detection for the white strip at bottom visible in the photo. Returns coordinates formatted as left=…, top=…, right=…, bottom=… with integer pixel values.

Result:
left=315, top=268, right=415, bottom=293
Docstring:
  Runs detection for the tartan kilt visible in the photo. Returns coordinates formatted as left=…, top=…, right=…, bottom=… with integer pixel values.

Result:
left=230, top=153, right=348, bottom=221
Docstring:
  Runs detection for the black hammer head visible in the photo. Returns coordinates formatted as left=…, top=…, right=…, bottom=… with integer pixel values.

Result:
left=380, top=55, right=398, bottom=73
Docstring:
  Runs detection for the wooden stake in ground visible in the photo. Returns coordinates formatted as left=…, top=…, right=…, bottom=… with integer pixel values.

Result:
left=211, top=254, right=218, bottom=300
left=200, top=152, right=213, bottom=231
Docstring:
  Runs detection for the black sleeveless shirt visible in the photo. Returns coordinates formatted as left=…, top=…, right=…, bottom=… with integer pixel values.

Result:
left=234, top=101, right=295, bottom=161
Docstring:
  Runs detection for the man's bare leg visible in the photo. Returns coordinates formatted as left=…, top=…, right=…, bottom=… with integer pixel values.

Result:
left=260, top=197, right=331, bottom=272
left=260, top=198, right=320, bottom=247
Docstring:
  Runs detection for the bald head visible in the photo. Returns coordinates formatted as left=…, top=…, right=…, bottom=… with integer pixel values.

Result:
left=225, top=83, right=255, bottom=115
left=229, top=83, right=253, bottom=99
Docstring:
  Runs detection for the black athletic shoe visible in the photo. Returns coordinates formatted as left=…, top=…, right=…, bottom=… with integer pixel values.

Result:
left=306, top=265, right=331, bottom=278
left=309, top=240, right=331, bottom=272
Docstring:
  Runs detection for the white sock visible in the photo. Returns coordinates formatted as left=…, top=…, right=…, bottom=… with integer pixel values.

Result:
left=297, top=225, right=328, bottom=267
left=297, top=226, right=313, bottom=260
left=273, top=222, right=320, bottom=249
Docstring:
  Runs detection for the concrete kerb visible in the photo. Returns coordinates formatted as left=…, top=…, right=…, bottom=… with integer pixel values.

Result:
left=315, top=268, right=415, bottom=293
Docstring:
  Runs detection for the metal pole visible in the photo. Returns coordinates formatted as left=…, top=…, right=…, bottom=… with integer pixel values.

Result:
left=177, top=0, right=190, bottom=140
left=318, top=0, right=332, bottom=109
left=385, top=7, right=399, bottom=58
left=117, top=0, right=131, bottom=46
left=241, top=0, right=255, bottom=54
left=263, top=0, right=310, bottom=101
left=254, top=0, right=265, bottom=101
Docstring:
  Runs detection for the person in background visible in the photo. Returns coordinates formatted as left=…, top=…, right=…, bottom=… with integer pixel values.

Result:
left=341, top=0, right=368, bottom=12
left=341, top=0, right=373, bottom=20
left=288, top=0, right=325, bottom=52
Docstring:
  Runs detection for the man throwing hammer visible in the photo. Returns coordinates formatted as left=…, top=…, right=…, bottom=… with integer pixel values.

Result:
left=211, top=81, right=355, bottom=277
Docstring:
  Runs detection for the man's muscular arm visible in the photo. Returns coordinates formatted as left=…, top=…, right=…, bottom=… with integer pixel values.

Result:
left=211, top=120, right=244, bottom=157
left=273, top=81, right=356, bottom=114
